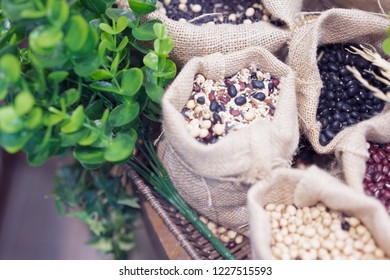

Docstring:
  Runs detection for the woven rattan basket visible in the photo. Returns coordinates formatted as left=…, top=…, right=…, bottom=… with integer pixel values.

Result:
left=125, top=165, right=252, bottom=260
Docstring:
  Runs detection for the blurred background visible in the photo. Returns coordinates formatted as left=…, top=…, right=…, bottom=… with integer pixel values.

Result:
left=0, top=150, right=158, bottom=259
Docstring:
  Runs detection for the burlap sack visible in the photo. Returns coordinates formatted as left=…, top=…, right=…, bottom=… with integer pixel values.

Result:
left=157, top=46, right=299, bottom=231
left=287, top=9, right=390, bottom=157
left=248, top=166, right=390, bottom=259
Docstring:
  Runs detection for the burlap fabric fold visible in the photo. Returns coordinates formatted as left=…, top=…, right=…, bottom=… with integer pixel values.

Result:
left=157, top=46, right=299, bottom=231
left=287, top=9, right=390, bottom=158
left=248, top=166, right=390, bottom=259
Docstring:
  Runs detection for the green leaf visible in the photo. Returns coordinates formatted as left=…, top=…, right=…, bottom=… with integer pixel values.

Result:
left=117, top=241, right=136, bottom=251
left=116, top=36, right=129, bottom=52
left=85, top=100, right=105, bottom=120
left=90, top=69, right=113, bottom=80
left=132, top=20, right=160, bottom=41
left=63, top=89, right=81, bottom=106
left=79, top=0, right=116, bottom=14
left=61, top=105, right=85, bottom=133
left=0, top=107, right=23, bottom=133
left=24, top=108, right=43, bottom=130
left=153, top=22, right=167, bottom=39
left=145, top=83, right=164, bottom=104
left=65, top=15, right=90, bottom=52
left=89, top=238, right=113, bottom=253
left=78, top=128, right=101, bottom=146
left=128, top=0, right=157, bottom=16
left=108, top=103, right=140, bottom=127
left=90, top=81, right=121, bottom=94
left=48, top=71, right=69, bottom=83
left=68, top=211, right=105, bottom=236
left=60, top=129, right=89, bottom=147
left=74, top=55, right=101, bottom=77
left=0, top=131, right=31, bottom=153
left=143, top=52, right=159, bottom=70
left=27, top=138, right=61, bottom=166
left=104, top=131, right=137, bottom=162
left=78, top=26, right=99, bottom=54
left=29, top=25, right=64, bottom=55
left=73, top=146, right=106, bottom=165
left=383, top=38, right=390, bottom=55
left=47, top=0, right=69, bottom=27
left=116, top=16, right=128, bottom=34
left=46, top=111, right=65, bottom=126
left=105, top=8, right=137, bottom=28
left=99, top=23, right=115, bottom=34
left=117, top=198, right=140, bottom=208
left=0, top=54, right=21, bottom=83
left=120, top=68, right=144, bottom=96
left=110, top=53, right=120, bottom=74
left=154, top=38, right=174, bottom=56
left=15, top=91, right=35, bottom=116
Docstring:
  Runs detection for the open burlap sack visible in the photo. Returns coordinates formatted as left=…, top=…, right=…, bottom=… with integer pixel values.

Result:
left=157, top=46, right=299, bottom=231
left=287, top=9, right=390, bottom=156
left=248, top=166, right=390, bottom=259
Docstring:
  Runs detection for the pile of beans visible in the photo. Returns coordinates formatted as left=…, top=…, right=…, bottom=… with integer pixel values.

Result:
left=265, top=203, right=387, bottom=260
left=199, top=216, right=244, bottom=248
left=160, top=0, right=281, bottom=25
left=181, top=66, right=280, bottom=144
left=364, top=142, right=390, bottom=213
left=316, top=43, right=387, bottom=146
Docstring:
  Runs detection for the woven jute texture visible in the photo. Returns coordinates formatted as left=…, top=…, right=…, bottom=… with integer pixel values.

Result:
left=147, top=14, right=289, bottom=68
left=287, top=9, right=390, bottom=158
left=157, top=46, right=299, bottom=231
left=248, top=166, right=390, bottom=260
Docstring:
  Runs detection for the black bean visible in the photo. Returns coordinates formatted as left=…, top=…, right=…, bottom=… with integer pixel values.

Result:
left=227, top=85, right=237, bottom=98
left=210, top=101, right=218, bottom=112
left=251, top=80, right=265, bottom=89
left=336, top=50, right=344, bottom=63
left=350, top=111, right=360, bottom=119
left=320, top=118, right=329, bottom=128
left=330, top=73, right=340, bottom=85
left=342, top=104, right=352, bottom=112
left=319, top=133, right=329, bottom=146
left=347, top=85, right=359, bottom=95
left=197, top=96, right=205, bottom=104
left=235, top=95, right=247, bottom=106
left=268, top=82, right=274, bottom=92
left=333, top=112, right=345, bottom=121
left=217, top=104, right=226, bottom=113
left=324, top=129, right=336, bottom=139
left=253, top=92, right=266, bottom=101
left=317, top=43, right=387, bottom=146
left=347, top=117, right=358, bottom=125
left=213, top=112, right=221, bottom=123
left=341, top=221, right=350, bottom=231
left=331, top=120, right=341, bottom=130
left=328, top=63, right=339, bottom=72
left=320, top=108, right=331, bottom=117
